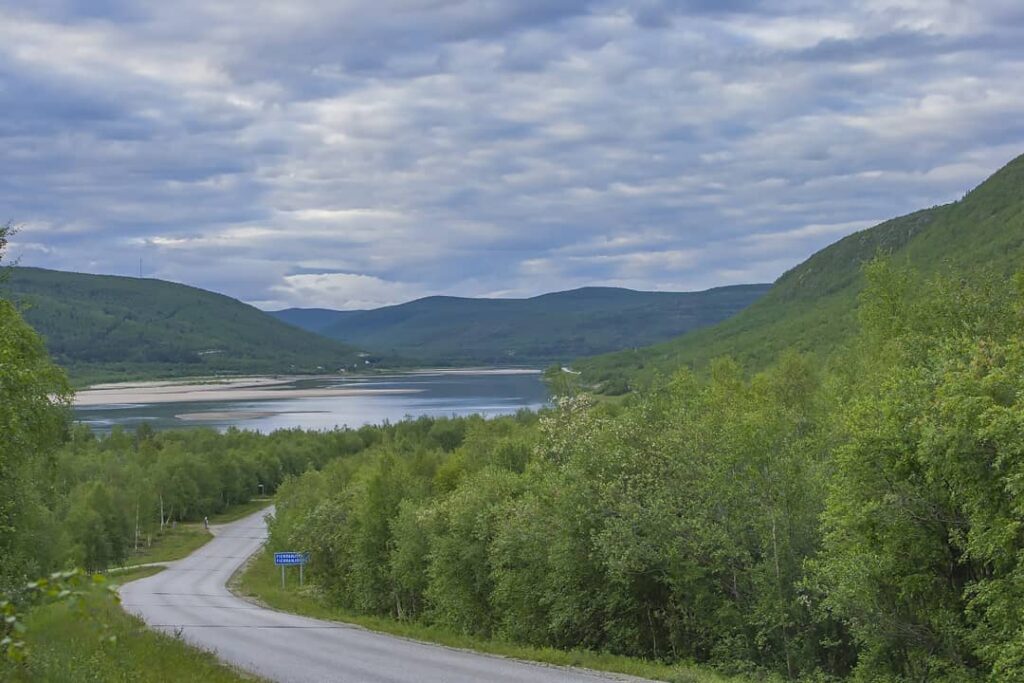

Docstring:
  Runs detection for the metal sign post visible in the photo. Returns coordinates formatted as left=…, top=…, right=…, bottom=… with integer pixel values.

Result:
left=274, top=552, right=309, bottom=589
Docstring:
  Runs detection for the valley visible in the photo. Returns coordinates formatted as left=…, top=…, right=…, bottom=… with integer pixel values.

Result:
left=3, top=4, right=1023, bottom=677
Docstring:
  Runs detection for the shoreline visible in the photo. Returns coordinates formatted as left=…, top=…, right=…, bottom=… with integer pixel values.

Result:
left=75, top=385, right=421, bottom=407
left=74, top=368, right=543, bottom=407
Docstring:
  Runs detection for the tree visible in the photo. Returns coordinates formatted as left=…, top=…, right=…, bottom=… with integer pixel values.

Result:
left=0, top=224, right=72, bottom=588
left=813, top=263, right=1023, bottom=681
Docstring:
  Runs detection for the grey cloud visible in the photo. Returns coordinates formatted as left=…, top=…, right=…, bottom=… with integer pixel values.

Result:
left=2, top=1, right=1023, bottom=309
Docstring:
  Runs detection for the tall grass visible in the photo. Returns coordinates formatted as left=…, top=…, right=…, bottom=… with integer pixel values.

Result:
left=3, top=569, right=257, bottom=682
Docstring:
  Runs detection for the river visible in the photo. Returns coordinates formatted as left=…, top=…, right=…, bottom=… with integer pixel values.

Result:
left=73, top=369, right=550, bottom=434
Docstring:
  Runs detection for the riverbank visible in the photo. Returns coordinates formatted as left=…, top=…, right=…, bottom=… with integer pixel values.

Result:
left=73, top=370, right=550, bottom=434
left=75, top=375, right=420, bottom=407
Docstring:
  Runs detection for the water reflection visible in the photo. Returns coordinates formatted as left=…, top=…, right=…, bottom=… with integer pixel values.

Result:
left=74, top=371, right=550, bottom=433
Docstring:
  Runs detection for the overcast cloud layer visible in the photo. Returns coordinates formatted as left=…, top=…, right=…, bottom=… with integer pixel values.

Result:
left=3, top=0, right=1023, bottom=309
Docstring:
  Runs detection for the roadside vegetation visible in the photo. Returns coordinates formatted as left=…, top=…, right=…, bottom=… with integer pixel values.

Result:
left=116, top=498, right=272, bottom=567
left=4, top=567, right=255, bottom=682
left=123, top=524, right=210, bottom=566
left=7, top=422, right=360, bottom=574
left=235, top=548, right=731, bottom=683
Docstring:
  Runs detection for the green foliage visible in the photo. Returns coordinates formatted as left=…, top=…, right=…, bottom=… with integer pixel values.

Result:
left=3, top=570, right=248, bottom=682
left=38, top=426, right=379, bottom=574
left=273, top=285, right=770, bottom=366
left=265, top=367, right=833, bottom=678
left=125, top=524, right=211, bottom=565
left=577, top=152, right=1024, bottom=391
left=236, top=548, right=737, bottom=683
left=260, top=256, right=1024, bottom=682
left=544, top=364, right=584, bottom=398
left=423, top=467, right=522, bottom=636
left=1, top=570, right=112, bottom=664
left=810, top=262, right=1024, bottom=682
left=0, top=231, right=72, bottom=590
left=3, top=266, right=375, bottom=384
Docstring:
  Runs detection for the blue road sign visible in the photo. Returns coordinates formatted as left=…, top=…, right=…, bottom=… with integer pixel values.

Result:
left=274, top=551, right=309, bottom=566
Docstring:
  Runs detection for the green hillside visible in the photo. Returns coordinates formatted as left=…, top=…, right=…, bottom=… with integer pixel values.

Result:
left=271, top=284, right=770, bottom=366
left=577, top=152, right=1024, bottom=390
left=3, top=267, right=374, bottom=384
left=271, top=307, right=353, bottom=333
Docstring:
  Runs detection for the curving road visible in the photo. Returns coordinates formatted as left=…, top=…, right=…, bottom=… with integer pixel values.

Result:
left=119, top=508, right=645, bottom=683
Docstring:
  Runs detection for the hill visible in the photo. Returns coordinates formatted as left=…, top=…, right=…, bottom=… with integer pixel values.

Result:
left=3, top=267, right=375, bottom=384
left=269, top=307, right=355, bottom=333
left=271, top=285, right=770, bottom=366
left=576, top=152, right=1024, bottom=390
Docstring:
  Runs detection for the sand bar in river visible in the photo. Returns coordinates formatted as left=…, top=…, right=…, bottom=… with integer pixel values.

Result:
left=75, top=376, right=420, bottom=407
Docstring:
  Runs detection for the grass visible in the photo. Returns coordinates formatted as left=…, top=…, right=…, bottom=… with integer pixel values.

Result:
left=112, top=499, right=272, bottom=569
left=233, top=547, right=737, bottom=683
left=106, top=565, right=166, bottom=582
left=124, top=525, right=211, bottom=566
left=2, top=568, right=258, bottom=682
left=210, top=498, right=273, bottom=524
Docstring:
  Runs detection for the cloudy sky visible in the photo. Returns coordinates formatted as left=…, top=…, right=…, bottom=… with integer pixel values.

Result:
left=3, top=1, right=1023, bottom=310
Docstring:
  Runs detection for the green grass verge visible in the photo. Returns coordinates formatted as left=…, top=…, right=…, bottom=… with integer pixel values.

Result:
left=3, top=568, right=258, bottom=682
left=114, top=500, right=272, bottom=569
left=210, top=498, right=273, bottom=524
left=233, top=548, right=736, bottom=683
left=106, top=565, right=167, bottom=583
left=124, top=524, right=211, bottom=566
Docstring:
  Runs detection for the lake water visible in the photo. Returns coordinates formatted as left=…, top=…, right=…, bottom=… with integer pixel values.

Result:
left=74, top=370, right=550, bottom=434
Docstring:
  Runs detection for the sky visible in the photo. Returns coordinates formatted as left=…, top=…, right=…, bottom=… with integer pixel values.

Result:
left=3, top=1, right=1023, bottom=310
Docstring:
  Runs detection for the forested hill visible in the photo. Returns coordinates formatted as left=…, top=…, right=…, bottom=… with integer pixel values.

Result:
left=4, top=267, right=372, bottom=384
left=577, top=152, right=1024, bottom=390
left=270, top=307, right=351, bottom=333
left=271, top=284, right=770, bottom=366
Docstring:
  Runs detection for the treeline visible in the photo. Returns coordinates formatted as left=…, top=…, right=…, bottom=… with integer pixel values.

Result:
left=42, top=426, right=383, bottom=571
left=0, top=380, right=483, bottom=580
left=266, top=261, right=1024, bottom=682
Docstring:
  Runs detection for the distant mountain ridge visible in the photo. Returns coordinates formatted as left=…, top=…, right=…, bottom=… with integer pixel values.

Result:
left=575, top=152, right=1024, bottom=390
left=272, top=284, right=771, bottom=366
left=271, top=307, right=357, bottom=333
left=4, top=267, right=373, bottom=385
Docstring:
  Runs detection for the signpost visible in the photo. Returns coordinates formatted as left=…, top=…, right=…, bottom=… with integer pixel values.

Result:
left=274, top=551, right=309, bottom=588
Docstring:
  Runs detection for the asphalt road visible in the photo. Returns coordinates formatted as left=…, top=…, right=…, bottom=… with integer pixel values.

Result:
left=120, top=508, right=645, bottom=683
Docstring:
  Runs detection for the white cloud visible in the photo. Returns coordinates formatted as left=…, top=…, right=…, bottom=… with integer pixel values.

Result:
left=266, top=272, right=424, bottom=310
left=2, top=0, right=1022, bottom=308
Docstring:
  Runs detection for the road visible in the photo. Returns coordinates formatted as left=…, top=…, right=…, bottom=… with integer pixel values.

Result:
left=120, top=508, right=646, bottom=683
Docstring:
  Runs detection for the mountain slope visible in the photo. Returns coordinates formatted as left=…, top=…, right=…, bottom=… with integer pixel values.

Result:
left=576, top=152, right=1024, bottom=389
left=4, top=267, right=372, bottom=384
left=273, top=285, right=770, bottom=366
left=270, top=307, right=358, bottom=333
